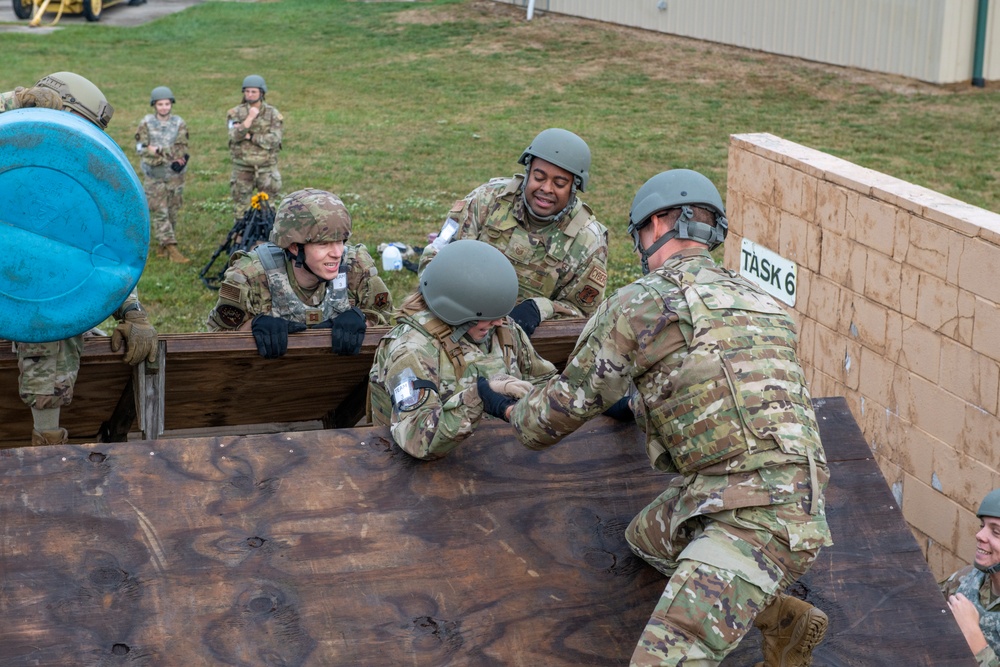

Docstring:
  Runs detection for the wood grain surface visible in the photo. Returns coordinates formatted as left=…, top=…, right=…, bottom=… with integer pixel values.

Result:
left=0, top=398, right=978, bottom=665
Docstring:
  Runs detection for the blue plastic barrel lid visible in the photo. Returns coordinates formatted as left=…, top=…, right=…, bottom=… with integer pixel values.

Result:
left=0, top=108, right=149, bottom=343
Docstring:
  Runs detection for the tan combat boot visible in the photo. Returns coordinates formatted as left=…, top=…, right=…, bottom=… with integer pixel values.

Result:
left=31, top=428, right=69, bottom=446
left=166, top=244, right=190, bottom=264
left=753, top=593, right=828, bottom=667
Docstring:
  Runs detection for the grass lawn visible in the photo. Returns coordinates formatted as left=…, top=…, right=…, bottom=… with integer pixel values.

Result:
left=4, top=0, right=998, bottom=333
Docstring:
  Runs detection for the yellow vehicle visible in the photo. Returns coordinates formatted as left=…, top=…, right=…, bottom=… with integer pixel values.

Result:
left=12, top=0, right=130, bottom=25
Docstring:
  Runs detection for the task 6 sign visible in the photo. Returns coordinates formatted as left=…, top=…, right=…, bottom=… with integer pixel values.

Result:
left=739, top=238, right=797, bottom=307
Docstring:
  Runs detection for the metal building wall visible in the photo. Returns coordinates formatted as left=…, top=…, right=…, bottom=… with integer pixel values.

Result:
left=497, top=0, right=998, bottom=85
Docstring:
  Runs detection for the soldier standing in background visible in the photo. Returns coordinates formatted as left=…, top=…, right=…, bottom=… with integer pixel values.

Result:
left=227, top=74, right=283, bottom=222
left=136, top=85, right=190, bottom=263
left=206, top=188, right=392, bottom=358
left=478, top=168, right=832, bottom=667
left=419, top=128, right=608, bottom=337
left=1, top=72, right=158, bottom=446
left=368, top=239, right=555, bottom=460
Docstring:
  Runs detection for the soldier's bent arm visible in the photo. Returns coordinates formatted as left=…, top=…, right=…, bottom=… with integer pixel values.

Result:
left=205, top=257, right=265, bottom=331
left=380, top=350, right=485, bottom=460
left=418, top=185, right=490, bottom=273
left=510, top=284, right=678, bottom=449
left=250, top=106, right=283, bottom=152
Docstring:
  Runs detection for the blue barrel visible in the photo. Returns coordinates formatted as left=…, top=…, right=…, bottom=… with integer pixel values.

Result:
left=0, top=108, right=149, bottom=343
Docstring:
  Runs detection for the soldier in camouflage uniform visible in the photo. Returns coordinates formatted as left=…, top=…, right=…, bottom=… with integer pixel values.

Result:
left=419, top=128, right=608, bottom=337
left=207, top=188, right=392, bottom=358
left=368, top=239, right=556, bottom=460
left=136, top=86, right=190, bottom=263
left=227, top=74, right=283, bottom=222
left=940, top=489, right=1000, bottom=667
left=2, top=73, right=158, bottom=447
left=478, top=169, right=832, bottom=666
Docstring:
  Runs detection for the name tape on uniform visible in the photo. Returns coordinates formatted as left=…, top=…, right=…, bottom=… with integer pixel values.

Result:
left=739, top=238, right=797, bottom=307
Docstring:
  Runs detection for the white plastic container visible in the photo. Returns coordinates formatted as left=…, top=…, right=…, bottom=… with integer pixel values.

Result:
left=381, top=244, right=403, bottom=271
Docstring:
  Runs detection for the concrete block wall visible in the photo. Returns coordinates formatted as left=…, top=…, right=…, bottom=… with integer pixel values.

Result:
left=724, top=132, right=1000, bottom=580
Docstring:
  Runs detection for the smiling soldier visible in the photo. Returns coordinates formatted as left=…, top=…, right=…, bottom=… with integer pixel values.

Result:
left=419, top=128, right=608, bottom=337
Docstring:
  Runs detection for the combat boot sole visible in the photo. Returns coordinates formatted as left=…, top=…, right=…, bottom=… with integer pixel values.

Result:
left=772, top=605, right=828, bottom=667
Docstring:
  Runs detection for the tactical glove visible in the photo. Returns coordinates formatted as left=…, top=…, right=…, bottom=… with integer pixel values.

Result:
left=251, top=315, right=307, bottom=359
left=602, top=396, right=635, bottom=421
left=324, top=307, right=366, bottom=356
left=488, top=373, right=533, bottom=399
left=477, top=376, right=516, bottom=422
left=509, top=299, right=541, bottom=337
left=111, top=309, right=158, bottom=365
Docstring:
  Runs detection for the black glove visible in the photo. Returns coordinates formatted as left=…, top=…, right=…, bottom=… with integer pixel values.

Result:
left=509, top=299, right=541, bottom=337
left=402, top=259, right=420, bottom=273
left=170, top=153, right=189, bottom=173
left=328, top=307, right=366, bottom=356
left=603, top=396, right=635, bottom=421
left=251, top=315, right=307, bottom=359
left=477, top=376, right=516, bottom=422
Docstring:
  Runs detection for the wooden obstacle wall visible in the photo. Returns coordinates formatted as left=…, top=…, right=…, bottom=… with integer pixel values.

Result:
left=0, top=319, right=582, bottom=447
left=0, top=398, right=978, bottom=665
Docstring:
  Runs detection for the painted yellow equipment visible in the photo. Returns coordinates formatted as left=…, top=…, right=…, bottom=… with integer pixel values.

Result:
left=12, top=0, right=129, bottom=26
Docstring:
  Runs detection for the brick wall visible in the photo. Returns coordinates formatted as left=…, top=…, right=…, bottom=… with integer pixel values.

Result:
left=724, top=132, right=1000, bottom=579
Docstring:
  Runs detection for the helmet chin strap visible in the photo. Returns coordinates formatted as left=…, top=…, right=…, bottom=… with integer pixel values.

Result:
left=976, top=561, right=1000, bottom=575
left=287, top=244, right=325, bottom=281
left=521, top=157, right=577, bottom=225
left=630, top=206, right=728, bottom=275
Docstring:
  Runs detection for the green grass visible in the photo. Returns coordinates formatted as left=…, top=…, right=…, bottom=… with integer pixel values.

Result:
left=4, top=0, right=998, bottom=332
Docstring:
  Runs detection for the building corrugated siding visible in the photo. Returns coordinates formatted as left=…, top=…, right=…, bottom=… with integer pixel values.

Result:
left=497, top=0, right=998, bottom=84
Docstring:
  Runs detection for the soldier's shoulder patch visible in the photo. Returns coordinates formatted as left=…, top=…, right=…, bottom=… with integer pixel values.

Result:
left=577, top=285, right=600, bottom=306
left=216, top=304, right=246, bottom=328
left=587, top=266, right=608, bottom=288
left=374, top=292, right=390, bottom=310
left=449, top=199, right=466, bottom=214
left=218, top=280, right=243, bottom=304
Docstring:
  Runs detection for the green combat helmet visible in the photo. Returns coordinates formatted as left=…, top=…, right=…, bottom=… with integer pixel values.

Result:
left=150, top=86, right=175, bottom=105
left=628, top=168, right=728, bottom=274
left=34, top=72, right=114, bottom=130
left=420, top=239, right=518, bottom=328
left=242, top=74, right=267, bottom=94
left=517, top=128, right=591, bottom=223
left=270, top=188, right=352, bottom=249
left=977, top=489, right=1000, bottom=574
left=518, top=127, right=591, bottom=191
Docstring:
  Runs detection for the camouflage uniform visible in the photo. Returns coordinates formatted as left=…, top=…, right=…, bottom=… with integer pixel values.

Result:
left=368, top=305, right=556, bottom=460
left=942, top=566, right=1000, bottom=667
left=227, top=101, right=283, bottom=216
left=0, top=90, right=17, bottom=112
left=17, top=289, right=142, bottom=410
left=135, top=112, right=188, bottom=246
left=206, top=242, right=392, bottom=331
left=419, top=174, right=609, bottom=321
left=509, top=248, right=832, bottom=665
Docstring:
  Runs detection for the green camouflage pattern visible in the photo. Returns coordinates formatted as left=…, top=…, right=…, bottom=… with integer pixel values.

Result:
left=508, top=247, right=831, bottom=664
left=227, top=101, right=283, bottom=167
left=270, top=189, right=352, bottom=247
left=942, top=566, right=1000, bottom=667
left=135, top=113, right=188, bottom=246
left=419, top=174, right=609, bottom=321
left=227, top=101, right=283, bottom=215
left=0, top=90, right=17, bottom=112
left=206, top=243, right=392, bottom=331
left=368, top=307, right=556, bottom=460
left=17, top=289, right=143, bottom=409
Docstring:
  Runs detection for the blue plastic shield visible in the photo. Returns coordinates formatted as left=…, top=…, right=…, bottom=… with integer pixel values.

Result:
left=0, top=108, right=149, bottom=343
